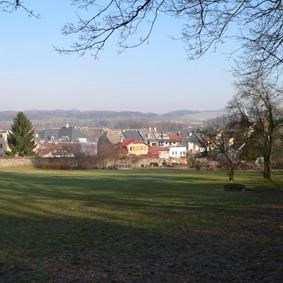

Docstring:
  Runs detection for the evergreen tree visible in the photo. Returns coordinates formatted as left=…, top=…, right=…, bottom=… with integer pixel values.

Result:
left=8, top=112, right=35, bottom=156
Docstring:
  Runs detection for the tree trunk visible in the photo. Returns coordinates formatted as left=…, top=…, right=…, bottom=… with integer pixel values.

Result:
left=263, top=135, right=272, bottom=180
left=228, top=167, right=234, bottom=182
left=263, top=157, right=271, bottom=179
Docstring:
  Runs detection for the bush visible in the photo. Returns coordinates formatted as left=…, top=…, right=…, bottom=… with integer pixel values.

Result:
left=34, top=158, right=78, bottom=170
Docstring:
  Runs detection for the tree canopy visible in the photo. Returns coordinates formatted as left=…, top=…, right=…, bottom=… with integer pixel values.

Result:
left=8, top=112, right=36, bottom=156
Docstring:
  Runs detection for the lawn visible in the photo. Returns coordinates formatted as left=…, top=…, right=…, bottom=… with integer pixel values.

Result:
left=0, top=168, right=282, bottom=282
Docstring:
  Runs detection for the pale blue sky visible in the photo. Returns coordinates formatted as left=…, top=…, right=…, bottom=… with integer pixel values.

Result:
left=0, top=1, right=235, bottom=113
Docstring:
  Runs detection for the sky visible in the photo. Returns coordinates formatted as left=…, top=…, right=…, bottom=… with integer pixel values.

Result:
left=0, top=1, right=235, bottom=113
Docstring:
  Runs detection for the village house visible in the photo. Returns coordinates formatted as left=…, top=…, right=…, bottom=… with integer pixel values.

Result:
left=168, top=146, right=187, bottom=165
left=122, top=140, right=149, bottom=156
left=162, top=132, right=183, bottom=147
left=122, top=130, right=150, bottom=155
left=97, top=129, right=148, bottom=158
left=37, top=128, right=59, bottom=142
left=37, top=142, right=82, bottom=158
left=38, top=124, right=88, bottom=143
left=0, top=130, right=10, bottom=156
left=169, top=146, right=187, bottom=159
left=36, top=124, right=97, bottom=159
left=122, top=129, right=144, bottom=142
left=148, top=146, right=169, bottom=159
left=37, top=141, right=97, bottom=158
left=58, top=124, right=87, bottom=143
left=139, top=128, right=184, bottom=147
left=139, top=127, right=159, bottom=146
left=139, top=128, right=173, bottom=146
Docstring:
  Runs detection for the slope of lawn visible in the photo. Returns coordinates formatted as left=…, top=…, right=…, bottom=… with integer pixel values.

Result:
left=0, top=168, right=282, bottom=282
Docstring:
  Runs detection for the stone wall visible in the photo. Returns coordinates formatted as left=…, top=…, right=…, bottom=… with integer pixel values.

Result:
left=0, top=158, right=34, bottom=168
left=94, top=157, right=163, bottom=169
left=0, top=157, right=95, bottom=170
left=0, top=156, right=185, bottom=170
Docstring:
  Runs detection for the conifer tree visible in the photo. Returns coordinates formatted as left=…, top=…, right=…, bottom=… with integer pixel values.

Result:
left=8, top=112, right=35, bottom=156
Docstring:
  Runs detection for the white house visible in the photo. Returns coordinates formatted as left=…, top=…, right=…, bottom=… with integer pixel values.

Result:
left=0, top=130, right=10, bottom=156
left=169, top=146, right=187, bottom=159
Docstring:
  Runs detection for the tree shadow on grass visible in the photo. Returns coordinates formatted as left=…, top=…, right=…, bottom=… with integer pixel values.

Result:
left=0, top=170, right=282, bottom=282
left=0, top=170, right=282, bottom=233
left=0, top=213, right=282, bottom=282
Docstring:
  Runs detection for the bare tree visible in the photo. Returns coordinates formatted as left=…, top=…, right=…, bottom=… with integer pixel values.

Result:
left=0, top=0, right=19, bottom=9
left=2, top=1, right=283, bottom=72
left=0, top=0, right=35, bottom=15
left=196, top=114, right=253, bottom=182
left=207, top=116, right=253, bottom=182
left=57, top=0, right=283, bottom=70
left=231, top=73, right=282, bottom=179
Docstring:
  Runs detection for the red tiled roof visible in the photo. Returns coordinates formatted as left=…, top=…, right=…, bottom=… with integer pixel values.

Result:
left=168, top=133, right=183, bottom=142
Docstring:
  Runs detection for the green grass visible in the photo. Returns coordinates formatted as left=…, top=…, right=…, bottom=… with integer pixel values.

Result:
left=0, top=168, right=282, bottom=282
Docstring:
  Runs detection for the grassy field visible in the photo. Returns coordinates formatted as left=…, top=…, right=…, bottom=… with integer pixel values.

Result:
left=0, top=168, right=282, bottom=282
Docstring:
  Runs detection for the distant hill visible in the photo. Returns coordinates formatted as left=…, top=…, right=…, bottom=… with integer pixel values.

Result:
left=0, top=110, right=158, bottom=121
left=161, top=110, right=224, bottom=122
left=160, top=110, right=197, bottom=119
left=0, top=109, right=224, bottom=129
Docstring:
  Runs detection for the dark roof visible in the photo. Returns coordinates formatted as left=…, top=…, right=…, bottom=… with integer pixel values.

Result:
left=186, top=135, right=202, bottom=145
left=139, top=129, right=165, bottom=140
left=38, top=129, right=59, bottom=141
left=122, top=130, right=144, bottom=142
left=58, top=126, right=85, bottom=141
